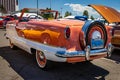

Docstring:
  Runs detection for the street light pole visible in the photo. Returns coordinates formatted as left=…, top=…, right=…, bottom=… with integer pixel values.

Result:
left=37, top=0, right=38, bottom=15
left=50, top=0, right=51, bottom=9
left=61, top=8, right=62, bottom=18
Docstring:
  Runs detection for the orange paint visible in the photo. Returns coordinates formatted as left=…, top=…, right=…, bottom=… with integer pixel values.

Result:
left=22, top=29, right=60, bottom=45
left=89, top=54, right=107, bottom=60
left=15, top=19, right=85, bottom=50
left=89, top=4, right=120, bottom=23
left=67, top=57, right=85, bottom=63
left=111, top=36, right=120, bottom=45
left=67, top=54, right=107, bottom=63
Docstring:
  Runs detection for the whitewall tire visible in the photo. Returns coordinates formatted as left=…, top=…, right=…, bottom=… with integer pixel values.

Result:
left=36, top=50, right=47, bottom=69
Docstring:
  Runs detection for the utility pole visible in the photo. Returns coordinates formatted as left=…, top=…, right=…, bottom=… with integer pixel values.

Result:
left=37, top=0, right=39, bottom=15
left=50, top=0, right=51, bottom=9
left=61, top=8, right=62, bottom=18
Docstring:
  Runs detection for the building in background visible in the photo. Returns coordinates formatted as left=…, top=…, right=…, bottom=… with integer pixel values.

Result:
left=0, top=0, right=19, bottom=14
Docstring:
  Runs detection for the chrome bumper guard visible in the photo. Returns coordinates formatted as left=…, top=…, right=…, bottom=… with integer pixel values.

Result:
left=56, top=48, right=107, bottom=58
left=56, top=44, right=112, bottom=61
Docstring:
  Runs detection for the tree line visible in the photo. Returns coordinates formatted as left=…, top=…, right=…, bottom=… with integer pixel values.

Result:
left=64, top=10, right=94, bottom=20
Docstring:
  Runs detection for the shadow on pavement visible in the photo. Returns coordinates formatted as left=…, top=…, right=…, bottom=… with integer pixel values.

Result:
left=0, top=28, right=6, bottom=31
left=108, top=49, right=120, bottom=64
left=0, top=46, right=109, bottom=80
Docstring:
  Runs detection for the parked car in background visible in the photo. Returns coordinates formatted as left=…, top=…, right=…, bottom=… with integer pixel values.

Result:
left=6, top=5, right=115, bottom=69
left=0, top=17, right=4, bottom=28
left=3, top=16, right=15, bottom=28
left=111, top=22, right=120, bottom=49
left=64, top=15, right=88, bottom=21
left=0, top=16, right=7, bottom=28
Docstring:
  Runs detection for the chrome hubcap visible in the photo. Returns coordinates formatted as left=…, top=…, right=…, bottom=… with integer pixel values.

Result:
left=39, top=53, right=44, bottom=60
left=36, top=51, right=46, bottom=68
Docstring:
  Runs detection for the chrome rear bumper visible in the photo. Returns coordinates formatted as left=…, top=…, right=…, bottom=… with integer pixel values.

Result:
left=56, top=48, right=107, bottom=57
left=56, top=44, right=112, bottom=60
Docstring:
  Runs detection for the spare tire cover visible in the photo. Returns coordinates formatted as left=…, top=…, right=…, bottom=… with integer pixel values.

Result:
left=86, top=21, right=107, bottom=49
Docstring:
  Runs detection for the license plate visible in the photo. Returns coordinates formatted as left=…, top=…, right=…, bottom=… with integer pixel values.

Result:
left=91, top=39, right=104, bottom=49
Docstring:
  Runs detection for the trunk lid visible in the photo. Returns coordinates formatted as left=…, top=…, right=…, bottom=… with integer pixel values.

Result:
left=89, top=4, right=120, bottom=23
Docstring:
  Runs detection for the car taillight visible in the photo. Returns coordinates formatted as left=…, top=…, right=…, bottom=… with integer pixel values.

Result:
left=65, top=27, right=70, bottom=39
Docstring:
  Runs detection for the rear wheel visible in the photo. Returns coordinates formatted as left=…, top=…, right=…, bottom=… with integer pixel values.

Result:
left=36, top=50, right=55, bottom=70
left=36, top=50, right=47, bottom=68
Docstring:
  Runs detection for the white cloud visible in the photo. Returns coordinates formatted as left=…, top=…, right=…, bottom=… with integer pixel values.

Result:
left=118, top=10, right=120, bottom=12
left=64, top=3, right=100, bottom=18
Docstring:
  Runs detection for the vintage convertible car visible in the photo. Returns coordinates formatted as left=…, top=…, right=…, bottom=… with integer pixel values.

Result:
left=6, top=4, right=114, bottom=69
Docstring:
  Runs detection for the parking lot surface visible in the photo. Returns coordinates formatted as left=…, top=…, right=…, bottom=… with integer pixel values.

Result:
left=0, top=29, right=120, bottom=80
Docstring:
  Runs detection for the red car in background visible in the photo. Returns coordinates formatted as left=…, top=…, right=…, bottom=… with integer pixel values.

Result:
left=0, top=16, right=15, bottom=28
left=3, top=16, right=15, bottom=28
left=0, top=17, right=4, bottom=28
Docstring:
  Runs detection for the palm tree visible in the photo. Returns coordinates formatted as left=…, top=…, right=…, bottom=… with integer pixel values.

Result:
left=0, top=5, right=7, bottom=15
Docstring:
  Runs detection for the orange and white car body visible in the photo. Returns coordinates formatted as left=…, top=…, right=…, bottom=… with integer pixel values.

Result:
left=6, top=4, right=119, bottom=68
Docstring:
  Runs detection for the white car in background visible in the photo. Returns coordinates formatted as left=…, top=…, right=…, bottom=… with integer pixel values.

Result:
left=64, top=15, right=88, bottom=21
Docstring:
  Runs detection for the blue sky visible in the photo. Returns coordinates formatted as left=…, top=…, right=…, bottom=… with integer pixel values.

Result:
left=18, top=0, right=120, bottom=18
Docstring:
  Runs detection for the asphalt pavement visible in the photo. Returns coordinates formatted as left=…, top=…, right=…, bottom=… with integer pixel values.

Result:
left=0, top=29, right=23, bottom=80
left=0, top=28, right=120, bottom=80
